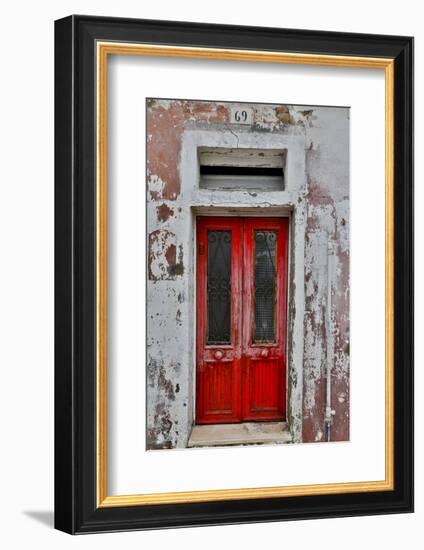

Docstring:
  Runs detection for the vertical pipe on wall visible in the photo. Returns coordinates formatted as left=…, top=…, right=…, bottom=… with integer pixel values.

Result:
left=325, top=237, right=336, bottom=441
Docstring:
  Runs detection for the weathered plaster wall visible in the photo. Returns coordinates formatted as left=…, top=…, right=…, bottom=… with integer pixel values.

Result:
left=302, top=109, right=350, bottom=442
left=146, top=99, right=349, bottom=449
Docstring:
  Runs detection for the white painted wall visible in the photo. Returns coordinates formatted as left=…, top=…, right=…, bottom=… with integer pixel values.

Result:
left=0, top=1, right=420, bottom=548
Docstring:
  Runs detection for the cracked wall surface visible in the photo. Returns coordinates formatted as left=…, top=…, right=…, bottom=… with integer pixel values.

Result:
left=146, top=98, right=349, bottom=448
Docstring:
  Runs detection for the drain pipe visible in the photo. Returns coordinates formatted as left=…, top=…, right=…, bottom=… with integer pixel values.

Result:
left=325, top=238, right=336, bottom=442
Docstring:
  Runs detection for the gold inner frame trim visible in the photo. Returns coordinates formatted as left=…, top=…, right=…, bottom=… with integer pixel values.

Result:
left=96, top=41, right=395, bottom=508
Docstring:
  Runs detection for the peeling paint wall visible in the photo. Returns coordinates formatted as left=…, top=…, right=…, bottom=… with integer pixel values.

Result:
left=146, top=98, right=349, bottom=449
left=302, top=108, right=350, bottom=442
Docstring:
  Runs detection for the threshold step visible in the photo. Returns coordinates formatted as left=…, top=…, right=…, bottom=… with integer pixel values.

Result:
left=188, top=421, right=292, bottom=448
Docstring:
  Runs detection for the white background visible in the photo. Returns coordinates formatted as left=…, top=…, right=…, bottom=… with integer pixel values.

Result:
left=0, top=1, right=420, bottom=548
left=108, top=56, right=385, bottom=495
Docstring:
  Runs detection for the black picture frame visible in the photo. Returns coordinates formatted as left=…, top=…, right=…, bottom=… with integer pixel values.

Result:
left=55, top=15, right=414, bottom=534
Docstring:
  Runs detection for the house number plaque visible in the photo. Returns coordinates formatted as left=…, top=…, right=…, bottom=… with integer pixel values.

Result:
left=230, top=106, right=254, bottom=124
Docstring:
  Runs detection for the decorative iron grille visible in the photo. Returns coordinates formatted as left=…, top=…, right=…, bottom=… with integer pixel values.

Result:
left=207, top=230, right=232, bottom=345
left=253, top=230, right=277, bottom=343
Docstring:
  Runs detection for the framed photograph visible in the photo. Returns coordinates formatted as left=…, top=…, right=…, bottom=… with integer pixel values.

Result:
left=54, top=15, right=413, bottom=533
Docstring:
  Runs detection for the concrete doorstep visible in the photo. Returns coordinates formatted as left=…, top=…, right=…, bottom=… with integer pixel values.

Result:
left=188, top=421, right=292, bottom=448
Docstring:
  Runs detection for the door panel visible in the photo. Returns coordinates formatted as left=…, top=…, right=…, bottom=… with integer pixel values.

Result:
left=196, top=218, right=242, bottom=424
left=248, top=359, right=280, bottom=413
left=202, top=360, right=236, bottom=416
left=196, top=217, right=288, bottom=425
left=242, top=218, right=288, bottom=421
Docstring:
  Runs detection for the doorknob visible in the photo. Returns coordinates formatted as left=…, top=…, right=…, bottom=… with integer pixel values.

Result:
left=214, top=350, right=224, bottom=360
left=261, top=349, right=269, bottom=358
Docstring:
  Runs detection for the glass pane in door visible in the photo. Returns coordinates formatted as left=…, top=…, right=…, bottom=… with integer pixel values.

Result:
left=253, top=230, right=277, bottom=343
left=206, top=230, right=232, bottom=345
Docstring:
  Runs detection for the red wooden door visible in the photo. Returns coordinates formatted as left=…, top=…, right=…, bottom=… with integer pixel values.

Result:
left=196, top=217, right=288, bottom=425
left=242, top=218, right=288, bottom=421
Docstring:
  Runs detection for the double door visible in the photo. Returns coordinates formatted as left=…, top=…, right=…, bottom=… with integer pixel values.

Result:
left=196, top=217, right=289, bottom=424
